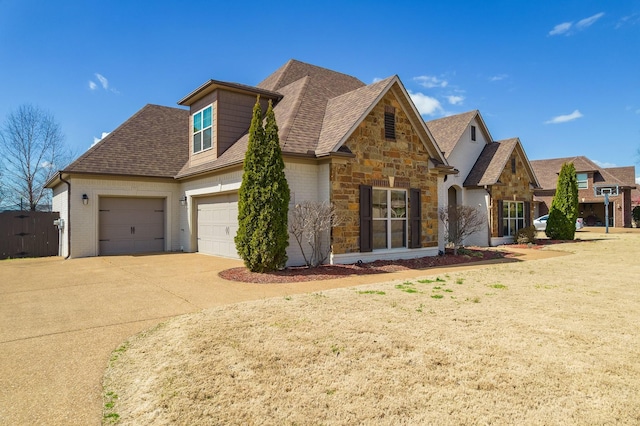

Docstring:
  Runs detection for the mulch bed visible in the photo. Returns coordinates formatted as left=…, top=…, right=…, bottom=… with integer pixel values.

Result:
left=219, top=248, right=513, bottom=284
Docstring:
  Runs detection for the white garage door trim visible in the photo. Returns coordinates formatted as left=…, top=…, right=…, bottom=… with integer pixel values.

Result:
left=196, top=193, right=239, bottom=259
left=99, top=197, right=165, bottom=255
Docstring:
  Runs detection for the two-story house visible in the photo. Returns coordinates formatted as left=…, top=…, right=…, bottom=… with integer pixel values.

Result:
left=46, top=59, right=455, bottom=266
left=426, top=111, right=540, bottom=247
left=531, top=156, right=637, bottom=228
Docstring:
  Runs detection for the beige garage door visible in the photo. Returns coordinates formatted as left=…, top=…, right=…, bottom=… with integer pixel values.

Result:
left=99, top=197, right=165, bottom=255
left=196, top=193, right=239, bottom=259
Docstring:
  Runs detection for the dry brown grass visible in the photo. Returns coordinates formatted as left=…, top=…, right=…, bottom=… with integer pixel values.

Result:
left=103, top=232, right=640, bottom=425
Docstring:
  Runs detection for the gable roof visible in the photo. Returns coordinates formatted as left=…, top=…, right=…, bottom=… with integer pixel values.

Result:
left=177, top=60, right=449, bottom=178
left=426, top=110, right=492, bottom=158
left=62, top=104, right=189, bottom=178
left=316, top=75, right=446, bottom=162
left=464, top=138, right=540, bottom=188
left=57, top=60, right=452, bottom=182
left=530, top=156, right=636, bottom=190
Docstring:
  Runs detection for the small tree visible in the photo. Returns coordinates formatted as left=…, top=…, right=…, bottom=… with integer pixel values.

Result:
left=0, top=104, right=73, bottom=211
left=632, top=205, right=640, bottom=227
left=289, top=201, right=341, bottom=267
left=546, top=162, right=578, bottom=240
left=235, top=98, right=290, bottom=272
left=439, top=205, right=484, bottom=255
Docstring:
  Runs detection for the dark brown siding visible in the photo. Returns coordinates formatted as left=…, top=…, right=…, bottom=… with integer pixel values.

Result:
left=217, top=91, right=269, bottom=156
left=0, top=211, right=60, bottom=259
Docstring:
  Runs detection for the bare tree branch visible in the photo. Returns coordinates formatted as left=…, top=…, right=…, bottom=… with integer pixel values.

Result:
left=0, top=104, right=72, bottom=210
left=289, top=201, right=342, bottom=267
left=439, top=205, right=485, bottom=255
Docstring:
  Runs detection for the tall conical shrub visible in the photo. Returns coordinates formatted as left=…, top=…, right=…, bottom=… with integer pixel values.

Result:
left=235, top=98, right=290, bottom=272
left=546, top=162, right=579, bottom=240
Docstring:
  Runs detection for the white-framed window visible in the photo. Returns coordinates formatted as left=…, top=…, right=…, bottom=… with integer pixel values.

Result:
left=577, top=173, right=588, bottom=190
left=193, top=105, right=212, bottom=153
left=502, top=201, right=524, bottom=237
left=372, top=188, right=407, bottom=249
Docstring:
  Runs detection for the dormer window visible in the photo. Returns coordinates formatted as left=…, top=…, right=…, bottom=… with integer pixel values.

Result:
left=193, top=105, right=212, bottom=153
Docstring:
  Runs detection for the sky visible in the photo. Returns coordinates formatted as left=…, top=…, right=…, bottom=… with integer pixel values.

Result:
left=1, top=0, right=639, bottom=184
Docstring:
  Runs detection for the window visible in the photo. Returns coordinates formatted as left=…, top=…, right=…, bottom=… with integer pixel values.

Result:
left=384, top=106, right=396, bottom=140
left=502, top=201, right=525, bottom=237
left=511, top=157, right=517, bottom=173
left=577, top=173, right=588, bottom=189
left=372, top=188, right=406, bottom=249
left=471, top=125, right=476, bottom=141
left=193, top=105, right=212, bottom=153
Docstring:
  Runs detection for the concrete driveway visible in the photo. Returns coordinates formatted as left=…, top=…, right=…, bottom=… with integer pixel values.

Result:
left=0, top=250, right=548, bottom=425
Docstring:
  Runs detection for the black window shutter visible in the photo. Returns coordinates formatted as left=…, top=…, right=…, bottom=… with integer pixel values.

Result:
left=524, top=201, right=531, bottom=227
left=497, top=200, right=504, bottom=237
left=409, top=188, right=422, bottom=248
left=360, top=185, right=373, bottom=252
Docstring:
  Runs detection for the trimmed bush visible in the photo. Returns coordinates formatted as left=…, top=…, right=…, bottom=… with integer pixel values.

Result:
left=516, top=225, right=537, bottom=244
left=546, top=162, right=578, bottom=240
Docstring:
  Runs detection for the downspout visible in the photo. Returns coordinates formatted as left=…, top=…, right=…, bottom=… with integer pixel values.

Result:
left=58, top=172, right=71, bottom=259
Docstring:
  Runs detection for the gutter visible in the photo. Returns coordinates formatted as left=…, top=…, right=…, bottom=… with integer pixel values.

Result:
left=58, top=172, right=71, bottom=259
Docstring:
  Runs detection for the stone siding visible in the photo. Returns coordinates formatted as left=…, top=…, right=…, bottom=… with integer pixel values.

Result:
left=330, top=92, right=438, bottom=254
left=489, top=150, right=535, bottom=237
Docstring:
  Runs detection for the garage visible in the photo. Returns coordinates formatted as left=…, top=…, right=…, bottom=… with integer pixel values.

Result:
left=196, top=193, right=239, bottom=258
left=99, top=197, right=165, bottom=255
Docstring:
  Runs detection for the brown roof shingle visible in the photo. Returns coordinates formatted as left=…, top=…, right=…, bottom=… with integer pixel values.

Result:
left=64, top=104, right=188, bottom=178
left=426, top=110, right=479, bottom=158
left=530, top=156, right=636, bottom=190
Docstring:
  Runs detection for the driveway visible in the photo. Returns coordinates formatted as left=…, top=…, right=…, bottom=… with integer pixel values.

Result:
left=0, top=250, right=553, bottom=425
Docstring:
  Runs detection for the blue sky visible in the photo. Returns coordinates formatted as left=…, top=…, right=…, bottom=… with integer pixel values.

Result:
left=1, top=0, right=639, bottom=183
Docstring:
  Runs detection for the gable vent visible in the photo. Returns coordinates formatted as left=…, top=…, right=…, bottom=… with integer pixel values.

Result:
left=384, top=106, right=396, bottom=140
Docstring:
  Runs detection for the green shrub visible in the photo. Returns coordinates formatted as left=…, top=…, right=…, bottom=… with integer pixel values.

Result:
left=516, top=225, right=537, bottom=244
left=546, top=162, right=578, bottom=240
left=633, top=205, right=640, bottom=226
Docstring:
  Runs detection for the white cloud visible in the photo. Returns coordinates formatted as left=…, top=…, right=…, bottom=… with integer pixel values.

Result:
left=549, top=22, right=573, bottom=36
left=91, top=132, right=111, bottom=147
left=549, top=12, right=604, bottom=36
left=408, top=91, right=443, bottom=116
left=616, top=13, right=640, bottom=29
left=489, top=74, right=509, bottom=82
left=414, top=75, right=448, bottom=89
left=636, top=176, right=640, bottom=185
left=446, top=95, right=464, bottom=105
left=577, top=12, right=605, bottom=29
left=40, top=160, right=53, bottom=169
left=89, top=81, right=97, bottom=90
left=544, top=110, right=583, bottom=124
left=95, top=73, right=109, bottom=90
left=593, top=160, right=617, bottom=169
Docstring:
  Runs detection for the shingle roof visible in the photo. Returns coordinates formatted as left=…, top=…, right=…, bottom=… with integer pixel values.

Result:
left=64, top=60, right=450, bottom=181
left=464, top=138, right=517, bottom=187
left=64, top=104, right=188, bottom=178
left=316, top=76, right=395, bottom=155
left=530, top=156, right=636, bottom=190
left=464, top=138, right=540, bottom=188
left=426, top=110, right=480, bottom=158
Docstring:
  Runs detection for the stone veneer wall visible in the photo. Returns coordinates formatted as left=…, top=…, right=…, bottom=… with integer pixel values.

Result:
left=489, top=150, right=535, bottom=237
left=330, top=92, right=438, bottom=255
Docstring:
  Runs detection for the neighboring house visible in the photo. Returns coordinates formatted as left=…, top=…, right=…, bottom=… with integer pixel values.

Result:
left=46, top=59, right=454, bottom=265
left=531, top=156, right=637, bottom=228
left=426, top=110, right=540, bottom=246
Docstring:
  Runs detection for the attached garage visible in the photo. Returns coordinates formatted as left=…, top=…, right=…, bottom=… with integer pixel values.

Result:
left=99, top=197, right=165, bottom=255
left=196, top=193, right=239, bottom=259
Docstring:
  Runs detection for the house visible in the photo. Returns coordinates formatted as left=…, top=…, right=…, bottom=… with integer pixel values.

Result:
left=530, top=156, right=637, bottom=228
left=46, top=59, right=455, bottom=266
left=426, top=110, right=540, bottom=246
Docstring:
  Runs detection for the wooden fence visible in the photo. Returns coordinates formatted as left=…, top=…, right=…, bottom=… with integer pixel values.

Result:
left=0, top=211, right=60, bottom=260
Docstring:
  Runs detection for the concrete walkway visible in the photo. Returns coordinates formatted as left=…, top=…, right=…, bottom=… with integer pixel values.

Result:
left=0, top=249, right=559, bottom=425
